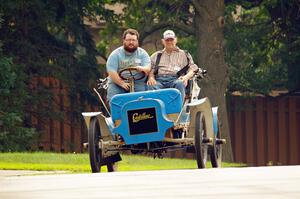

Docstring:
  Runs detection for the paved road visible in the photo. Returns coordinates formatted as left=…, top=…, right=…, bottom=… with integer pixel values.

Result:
left=1, top=166, right=300, bottom=199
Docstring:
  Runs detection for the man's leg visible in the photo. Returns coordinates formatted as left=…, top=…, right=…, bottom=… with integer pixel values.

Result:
left=172, top=79, right=186, bottom=101
left=147, top=80, right=164, bottom=90
left=157, top=76, right=185, bottom=101
left=134, top=82, right=147, bottom=92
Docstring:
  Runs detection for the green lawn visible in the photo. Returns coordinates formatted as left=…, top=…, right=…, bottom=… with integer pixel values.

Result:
left=0, top=152, right=244, bottom=173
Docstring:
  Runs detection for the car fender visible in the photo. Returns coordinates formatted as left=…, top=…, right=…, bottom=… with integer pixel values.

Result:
left=187, top=97, right=214, bottom=139
left=82, top=112, right=113, bottom=140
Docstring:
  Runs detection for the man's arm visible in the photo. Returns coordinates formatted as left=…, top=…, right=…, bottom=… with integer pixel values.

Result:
left=186, top=52, right=199, bottom=73
left=178, top=51, right=198, bottom=86
left=106, top=50, right=130, bottom=91
left=136, top=65, right=151, bottom=74
left=178, top=70, right=195, bottom=87
left=147, top=69, right=157, bottom=86
left=136, top=48, right=151, bottom=74
left=146, top=52, right=158, bottom=86
left=107, top=71, right=130, bottom=91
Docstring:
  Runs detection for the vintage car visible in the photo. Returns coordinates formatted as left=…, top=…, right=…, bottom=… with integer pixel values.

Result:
left=82, top=67, right=225, bottom=172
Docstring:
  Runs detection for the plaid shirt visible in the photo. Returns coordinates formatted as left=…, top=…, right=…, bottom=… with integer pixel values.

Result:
left=150, top=47, right=198, bottom=76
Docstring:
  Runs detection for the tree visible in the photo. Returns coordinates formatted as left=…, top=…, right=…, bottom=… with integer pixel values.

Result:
left=99, top=0, right=233, bottom=161
left=0, top=0, right=118, bottom=151
left=225, top=0, right=300, bottom=93
left=193, top=0, right=233, bottom=161
left=0, top=15, right=36, bottom=151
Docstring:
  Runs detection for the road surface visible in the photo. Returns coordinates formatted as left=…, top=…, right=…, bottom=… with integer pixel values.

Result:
left=1, top=166, right=300, bottom=199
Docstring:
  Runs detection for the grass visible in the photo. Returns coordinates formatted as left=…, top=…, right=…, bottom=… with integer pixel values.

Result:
left=0, top=152, right=244, bottom=173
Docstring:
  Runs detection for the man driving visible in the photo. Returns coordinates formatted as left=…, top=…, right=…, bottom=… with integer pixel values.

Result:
left=106, top=28, right=151, bottom=101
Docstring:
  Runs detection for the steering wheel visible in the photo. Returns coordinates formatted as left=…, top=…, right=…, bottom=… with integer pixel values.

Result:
left=118, top=67, right=145, bottom=81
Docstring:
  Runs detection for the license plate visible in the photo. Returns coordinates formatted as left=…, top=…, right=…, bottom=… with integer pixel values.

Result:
left=127, top=107, right=158, bottom=135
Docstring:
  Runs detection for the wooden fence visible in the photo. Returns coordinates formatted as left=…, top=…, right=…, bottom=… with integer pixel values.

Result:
left=29, top=77, right=93, bottom=153
left=228, top=94, right=300, bottom=166
left=29, top=77, right=300, bottom=166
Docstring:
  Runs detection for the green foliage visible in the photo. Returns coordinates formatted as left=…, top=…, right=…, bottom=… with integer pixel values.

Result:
left=0, top=126, right=36, bottom=152
left=225, top=0, right=300, bottom=93
left=97, top=1, right=197, bottom=58
left=99, top=0, right=299, bottom=93
left=176, top=35, right=197, bottom=63
left=0, top=20, right=37, bottom=151
left=0, top=55, right=15, bottom=96
left=0, top=1, right=119, bottom=151
left=225, top=5, right=285, bottom=93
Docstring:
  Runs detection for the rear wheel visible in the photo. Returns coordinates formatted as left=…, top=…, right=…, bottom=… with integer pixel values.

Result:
left=88, top=117, right=102, bottom=173
left=210, top=129, right=222, bottom=168
left=194, top=112, right=208, bottom=169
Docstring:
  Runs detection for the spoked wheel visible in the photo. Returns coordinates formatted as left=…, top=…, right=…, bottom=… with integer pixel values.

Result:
left=88, top=117, right=102, bottom=173
left=210, top=128, right=223, bottom=168
left=118, top=67, right=145, bottom=81
left=194, top=112, right=208, bottom=169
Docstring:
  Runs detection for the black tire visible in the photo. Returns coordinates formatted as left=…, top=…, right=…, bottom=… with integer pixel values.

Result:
left=88, top=117, right=102, bottom=173
left=210, top=130, right=222, bottom=168
left=194, top=112, right=208, bottom=169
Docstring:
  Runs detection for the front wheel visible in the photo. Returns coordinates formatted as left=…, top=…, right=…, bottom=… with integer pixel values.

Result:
left=88, top=117, right=102, bottom=173
left=194, top=112, right=208, bottom=169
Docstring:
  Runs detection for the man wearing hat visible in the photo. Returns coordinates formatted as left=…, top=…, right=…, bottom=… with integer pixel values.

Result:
left=147, top=30, right=199, bottom=101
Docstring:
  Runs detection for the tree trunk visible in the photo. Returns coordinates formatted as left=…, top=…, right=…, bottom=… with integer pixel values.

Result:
left=195, top=0, right=233, bottom=161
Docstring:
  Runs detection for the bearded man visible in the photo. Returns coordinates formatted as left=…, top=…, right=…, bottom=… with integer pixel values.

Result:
left=106, top=29, right=151, bottom=101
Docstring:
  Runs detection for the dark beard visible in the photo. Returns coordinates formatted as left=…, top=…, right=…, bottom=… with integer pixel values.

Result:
left=124, top=46, right=137, bottom=53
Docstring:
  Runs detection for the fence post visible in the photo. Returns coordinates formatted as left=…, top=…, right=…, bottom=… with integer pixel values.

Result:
left=245, top=98, right=255, bottom=165
left=288, top=97, right=298, bottom=165
left=278, top=97, right=288, bottom=165
left=256, top=97, right=266, bottom=166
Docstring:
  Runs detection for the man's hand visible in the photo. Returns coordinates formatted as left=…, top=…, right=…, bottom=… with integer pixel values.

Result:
left=108, top=71, right=131, bottom=91
left=120, top=81, right=130, bottom=91
left=147, top=76, right=157, bottom=86
left=178, top=76, right=188, bottom=87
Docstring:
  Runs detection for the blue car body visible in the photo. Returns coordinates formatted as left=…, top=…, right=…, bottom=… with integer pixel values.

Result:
left=110, top=89, right=182, bottom=144
left=106, top=88, right=219, bottom=144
